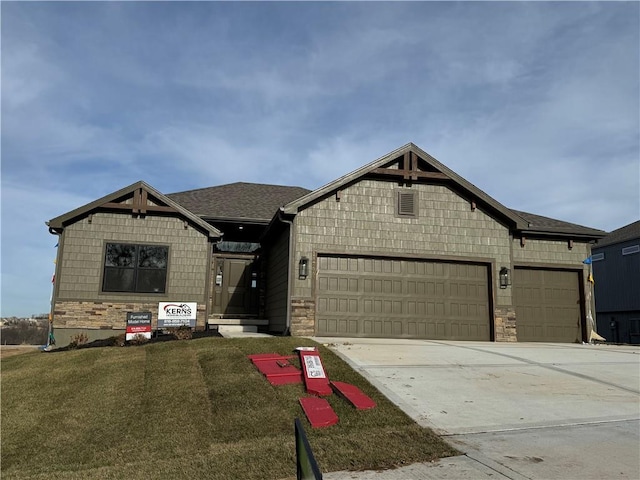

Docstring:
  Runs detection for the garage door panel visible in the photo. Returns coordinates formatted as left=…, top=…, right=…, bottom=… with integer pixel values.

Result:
left=514, top=268, right=582, bottom=343
left=317, top=256, right=490, bottom=340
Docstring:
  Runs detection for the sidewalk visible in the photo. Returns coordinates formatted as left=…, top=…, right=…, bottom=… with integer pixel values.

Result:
left=325, top=454, right=515, bottom=479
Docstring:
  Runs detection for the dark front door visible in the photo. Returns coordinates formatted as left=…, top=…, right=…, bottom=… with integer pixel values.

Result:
left=212, top=257, right=259, bottom=316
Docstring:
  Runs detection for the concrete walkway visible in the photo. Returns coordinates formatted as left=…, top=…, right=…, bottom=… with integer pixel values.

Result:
left=314, top=338, right=640, bottom=479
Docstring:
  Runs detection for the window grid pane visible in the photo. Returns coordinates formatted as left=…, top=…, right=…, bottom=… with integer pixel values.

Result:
left=103, top=243, right=168, bottom=294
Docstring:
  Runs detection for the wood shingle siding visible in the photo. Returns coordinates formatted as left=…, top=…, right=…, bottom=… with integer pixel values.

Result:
left=53, top=212, right=211, bottom=330
left=293, top=180, right=511, bottom=303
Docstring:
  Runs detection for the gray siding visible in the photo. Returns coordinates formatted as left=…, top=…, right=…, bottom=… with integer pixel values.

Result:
left=293, top=180, right=511, bottom=303
left=56, top=212, right=210, bottom=303
left=512, top=237, right=591, bottom=267
left=264, top=225, right=290, bottom=333
left=593, top=239, right=640, bottom=312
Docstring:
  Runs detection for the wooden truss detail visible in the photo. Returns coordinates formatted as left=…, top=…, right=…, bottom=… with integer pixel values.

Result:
left=370, top=152, right=448, bottom=181
left=103, top=188, right=176, bottom=217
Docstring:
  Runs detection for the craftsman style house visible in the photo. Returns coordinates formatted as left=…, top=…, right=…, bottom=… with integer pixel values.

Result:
left=47, top=143, right=605, bottom=346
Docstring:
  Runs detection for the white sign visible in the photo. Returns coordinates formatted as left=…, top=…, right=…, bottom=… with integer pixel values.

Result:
left=303, top=355, right=327, bottom=379
left=157, top=302, right=197, bottom=328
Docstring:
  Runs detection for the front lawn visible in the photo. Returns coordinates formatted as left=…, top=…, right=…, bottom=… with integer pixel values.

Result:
left=1, top=336, right=457, bottom=479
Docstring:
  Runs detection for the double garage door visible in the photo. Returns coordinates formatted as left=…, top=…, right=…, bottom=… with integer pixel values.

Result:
left=315, top=256, right=584, bottom=342
left=316, top=255, right=491, bottom=340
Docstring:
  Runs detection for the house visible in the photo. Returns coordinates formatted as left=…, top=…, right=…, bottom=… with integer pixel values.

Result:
left=47, top=143, right=606, bottom=346
left=592, top=221, right=640, bottom=344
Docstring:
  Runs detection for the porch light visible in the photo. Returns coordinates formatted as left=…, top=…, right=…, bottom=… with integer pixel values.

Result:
left=499, top=267, right=511, bottom=289
left=299, top=257, right=309, bottom=280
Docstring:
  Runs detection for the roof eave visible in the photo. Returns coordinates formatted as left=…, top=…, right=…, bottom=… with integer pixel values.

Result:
left=518, top=228, right=607, bottom=240
left=201, top=216, right=271, bottom=225
left=47, top=181, right=222, bottom=240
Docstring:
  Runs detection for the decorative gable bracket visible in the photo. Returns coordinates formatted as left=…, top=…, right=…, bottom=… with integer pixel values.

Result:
left=370, top=152, right=448, bottom=185
left=103, top=188, right=177, bottom=218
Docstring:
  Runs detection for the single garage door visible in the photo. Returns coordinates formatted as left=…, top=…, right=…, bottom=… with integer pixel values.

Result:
left=513, top=268, right=583, bottom=343
left=316, top=255, right=490, bottom=340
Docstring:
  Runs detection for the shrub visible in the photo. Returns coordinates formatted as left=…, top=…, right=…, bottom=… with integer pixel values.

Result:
left=68, top=332, right=89, bottom=349
left=129, top=334, right=149, bottom=346
left=170, top=325, right=193, bottom=341
left=111, top=333, right=127, bottom=347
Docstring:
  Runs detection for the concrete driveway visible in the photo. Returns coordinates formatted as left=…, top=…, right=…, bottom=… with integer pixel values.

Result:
left=316, top=338, right=640, bottom=479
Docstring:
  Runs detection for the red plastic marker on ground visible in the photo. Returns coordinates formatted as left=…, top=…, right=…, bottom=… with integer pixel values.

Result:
left=299, top=397, right=339, bottom=428
left=247, top=353, right=303, bottom=386
left=331, top=381, right=376, bottom=410
left=297, top=347, right=332, bottom=396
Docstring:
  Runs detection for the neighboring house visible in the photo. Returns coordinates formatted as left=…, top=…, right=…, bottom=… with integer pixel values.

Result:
left=47, top=143, right=606, bottom=346
left=592, top=221, right=640, bottom=344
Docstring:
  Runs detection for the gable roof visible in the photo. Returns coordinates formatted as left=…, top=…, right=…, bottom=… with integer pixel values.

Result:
left=47, top=181, right=222, bottom=239
left=282, top=142, right=527, bottom=226
left=167, top=182, right=312, bottom=223
left=281, top=143, right=605, bottom=239
left=594, top=220, right=640, bottom=248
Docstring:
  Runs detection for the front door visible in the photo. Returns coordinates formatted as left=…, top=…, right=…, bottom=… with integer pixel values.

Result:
left=212, top=257, right=259, bottom=316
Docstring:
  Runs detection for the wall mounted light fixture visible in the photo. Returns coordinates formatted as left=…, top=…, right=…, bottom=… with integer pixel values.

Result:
left=299, top=257, right=309, bottom=280
left=499, top=267, right=511, bottom=289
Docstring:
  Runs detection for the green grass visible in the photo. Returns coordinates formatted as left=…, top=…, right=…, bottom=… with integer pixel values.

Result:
left=1, top=337, right=458, bottom=479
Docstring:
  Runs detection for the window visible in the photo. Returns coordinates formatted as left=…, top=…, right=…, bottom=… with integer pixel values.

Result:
left=396, top=190, right=418, bottom=217
left=622, top=245, right=640, bottom=256
left=103, top=243, right=168, bottom=293
left=592, top=252, right=605, bottom=262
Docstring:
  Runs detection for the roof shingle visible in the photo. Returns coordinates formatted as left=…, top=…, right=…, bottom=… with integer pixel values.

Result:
left=594, top=220, right=640, bottom=248
left=511, top=210, right=606, bottom=237
left=167, top=182, right=311, bottom=222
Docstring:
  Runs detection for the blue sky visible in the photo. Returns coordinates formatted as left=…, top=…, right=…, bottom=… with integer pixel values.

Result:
left=1, top=1, right=638, bottom=317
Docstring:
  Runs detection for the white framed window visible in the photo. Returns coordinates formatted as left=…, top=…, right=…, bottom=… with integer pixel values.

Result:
left=592, top=252, right=605, bottom=261
left=622, top=245, right=640, bottom=256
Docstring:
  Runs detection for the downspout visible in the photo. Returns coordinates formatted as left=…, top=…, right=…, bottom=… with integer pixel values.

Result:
left=277, top=207, right=295, bottom=335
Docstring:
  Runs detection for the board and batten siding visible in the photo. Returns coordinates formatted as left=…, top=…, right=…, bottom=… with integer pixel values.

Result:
left=264, top=224, right=291, bottom=333
left=592, top=239, right=640, bottom=312
left=290, top=180, right=512, bottom=335
left=53, top=212, right=211, bottom=330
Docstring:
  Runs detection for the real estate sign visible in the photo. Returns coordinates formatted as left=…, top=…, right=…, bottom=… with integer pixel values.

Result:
left=157, top=302, right=197, bottom=328
left=126, top=312, right=152, bottom=340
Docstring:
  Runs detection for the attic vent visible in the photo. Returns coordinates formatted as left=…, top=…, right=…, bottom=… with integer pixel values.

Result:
left=396, top=190, right=418, bottom=217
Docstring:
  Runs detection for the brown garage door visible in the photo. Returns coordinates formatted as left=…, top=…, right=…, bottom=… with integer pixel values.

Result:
left=316, top=255, right=490, bottom=340
left=513, top=268, right=583, bottom=343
